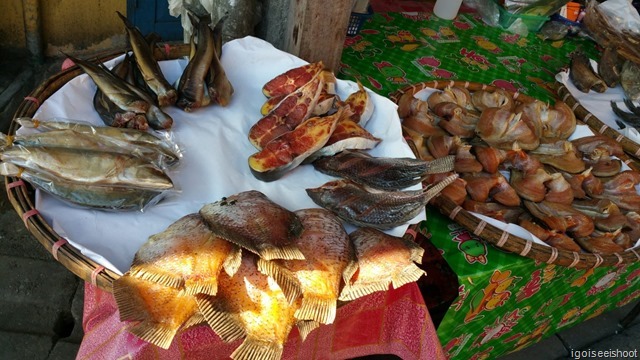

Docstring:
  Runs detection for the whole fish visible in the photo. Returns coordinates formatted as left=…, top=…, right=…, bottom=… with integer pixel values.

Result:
left=312, top=149, right=455, bottom=191
left=117, top=12, right=177, bottom=107
left=129, top=213, right=241, bottom=296
left=0, top=146, right=173, bottom=190
left=257, top=208, right=356, bottom=325
left=113, top=275, right=199, bottom=349
left=621, top=60, right=640, bottom=101
left=339, top=227, right=425, bottom=302
left=569, top=51, right=607, bottom=93
left=306, top=175, right=458, bottom=230
left=0, top=163, right=165, bottom=211
left=199, top=190, right=305, bottom=260
left=176, top=13, right=215, bottom=111
left=66, top=54, right=150, bottom=129
left=16, top=117, right=180, bottom=164
left=196, top=252, right=300, bottom=360
left=207, top=14, right=234, bottom=107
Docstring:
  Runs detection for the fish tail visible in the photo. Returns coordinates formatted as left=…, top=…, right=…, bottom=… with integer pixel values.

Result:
left=195, top=294, right=245, bottom=342
left=222, top=245, right=242, bottom=277
left=256, top=258, right=302, bottom=304
left=391, top=264, right=426, bottom=290
left=182, top=312, right=206, bottom=329
left=259, top=244, right=305, bottom=261
left=296, top=320, right=320, bottom=342
left=294, top=296, right=337, bottom=324
left=128, top=266, right=185, bottom=289
left=424, top=155, right=455, bottom=174
left=338, top=281, right=390, bottom=302
left=422, top=173, right=459, bottom=202
left=231, top=337, right=283, bottom=360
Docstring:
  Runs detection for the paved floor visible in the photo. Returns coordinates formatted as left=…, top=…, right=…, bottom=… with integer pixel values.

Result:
left=0, top=50, right=638, bottom=360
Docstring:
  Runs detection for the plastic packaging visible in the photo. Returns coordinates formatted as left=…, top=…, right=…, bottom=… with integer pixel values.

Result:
left=434, top=0, right=464, bottom=20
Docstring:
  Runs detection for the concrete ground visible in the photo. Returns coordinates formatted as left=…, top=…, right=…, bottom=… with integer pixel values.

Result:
left=0, top=51, right=638, bottom=360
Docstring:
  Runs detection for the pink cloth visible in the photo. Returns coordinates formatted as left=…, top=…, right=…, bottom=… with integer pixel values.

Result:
left=77, top=282, right=445, bottom=360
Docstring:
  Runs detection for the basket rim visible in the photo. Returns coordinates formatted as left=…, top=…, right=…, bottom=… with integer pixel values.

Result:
left=5, top=44, right=190, bottom=292
left=390, top=79, right=640, bottom=269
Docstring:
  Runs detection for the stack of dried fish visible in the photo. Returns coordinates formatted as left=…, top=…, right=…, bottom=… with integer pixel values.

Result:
left=113, top=190, right=426, bottom=359
left=247, top=63, right=379, bottom=181
left=0, top=118, right=179, bottom=211
left=398, top=85, right=640, bottom=255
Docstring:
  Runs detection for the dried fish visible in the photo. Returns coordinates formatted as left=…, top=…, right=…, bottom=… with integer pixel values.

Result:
left=569, top=51, right=607, bottom=93
left=312, top=149, right=455, bottom=191
left=262, top=62, right=324, bottom=98
left=598, top=46, right=622, bottom=88
left=306, top=175, right=458, bottom=230
left=611, top=101, right=640, bottom=128
left=177, top=13, right=215, bottom=111
left=621, top=60, right=640, bottom=101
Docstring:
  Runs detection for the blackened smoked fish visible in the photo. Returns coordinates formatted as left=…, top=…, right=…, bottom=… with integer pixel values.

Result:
left=313, top=149, right=455, bottom=190
left=306, top=175, right=458, bottom=230
left=339, top=227, right=425, bottom=301
left=199, top=190, right=305, bottom=260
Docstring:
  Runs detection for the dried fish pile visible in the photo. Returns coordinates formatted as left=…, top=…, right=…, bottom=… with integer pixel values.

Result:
left=399, top=85, right=640, bottom=255
left=113, top=190, right=425, bottom=359
left=0, top=118, right=179, bottom=211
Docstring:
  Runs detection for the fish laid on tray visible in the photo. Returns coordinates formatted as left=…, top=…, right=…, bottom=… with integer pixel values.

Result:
left=398, top=84, right=640, bottom=255
left=112, top=191, right=428, bottom=358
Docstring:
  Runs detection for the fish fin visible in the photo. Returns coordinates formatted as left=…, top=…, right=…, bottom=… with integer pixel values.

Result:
left=259, top=245, right=305, bottom=261
left=256, top=258, right=302, bottom=304
left=408, top=241, right=425, bottom=263
left=112, top=276, right=147, bottom=322
left=182, top=311, right=206, bottom=329
left=222, top=245, right=242, bottom=277
left=195, top=294, right=245, bottom=342
left=294, top=296, right=337, bottom=324
left=183, top=278, right=218, bottom=296
left=391, top=264, right=426, bottom=289
left=297, top=320, right=320, bottom=342
left=342, top=240, right=359, bottom=285
left=424, top=155, right=456, bottom=174
left=128, top=266, right=184, bottom=289
left=231, top=337, right=283, bottom=360
left=338, top=282, right=391, bottom=302
left=128, top=320, right=177, bottom=349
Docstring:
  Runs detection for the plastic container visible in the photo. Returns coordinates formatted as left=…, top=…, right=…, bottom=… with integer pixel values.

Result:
left=434, top=0, right=464, bottom=20
left=496, top=2, right=550, bottom=32
left=347, top=5, right=374, bottom=36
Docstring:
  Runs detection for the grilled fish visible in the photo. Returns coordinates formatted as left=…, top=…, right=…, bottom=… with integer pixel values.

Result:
left=306, top=117, right=381, bottom=162
left=257, top=208, right=356, bottom=324
left=598, top=46, right=622, bottom=88
left=196, top=252, right=299, bottom=360
left=262, top=62, right=324, bottom=98
left=569, top=51, right=607, bottom=93
left=339, top=227, right=425, bottom=301
left=199, top=190, right=305, bottom=260
left=306, top=175, right=458, bottom=230
left=207, top=15, right=234, bottom=107
left=312, top=149, right=455, bottom=191
left=177, top=13, right=215, bottom=111
left=621, top=60, right=640, bottom=101
left=129, top=213, right=241, bottom=296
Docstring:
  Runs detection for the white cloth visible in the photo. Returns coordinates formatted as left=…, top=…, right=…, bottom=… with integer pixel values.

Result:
left=25, top=36, right=423, bottom=274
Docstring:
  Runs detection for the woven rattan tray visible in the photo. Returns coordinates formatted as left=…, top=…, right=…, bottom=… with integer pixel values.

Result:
left=389, top=80, right=640, bottom=269
left=5, top=44, right=189, bottom=292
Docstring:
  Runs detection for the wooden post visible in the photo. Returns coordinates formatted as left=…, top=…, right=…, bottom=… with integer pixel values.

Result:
left=23, top=0, right=44, bottom=62
left=284, top=0, right=353, bottom=72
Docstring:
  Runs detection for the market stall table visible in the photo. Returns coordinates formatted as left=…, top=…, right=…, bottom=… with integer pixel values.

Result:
left=338, top=5, right=640, bottom=359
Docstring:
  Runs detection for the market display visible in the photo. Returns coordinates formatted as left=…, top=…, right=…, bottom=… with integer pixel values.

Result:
left=398, top=84, right=640, bottom=255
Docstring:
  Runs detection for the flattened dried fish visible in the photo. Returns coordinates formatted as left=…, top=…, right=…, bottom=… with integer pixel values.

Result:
left=313, top=149, right=455, bottom=191
left=199, top=190, right=305, bottom=260
left=570, top=51, right=607, bottom=93
left=339, top=227, right=425, bottom=301
left=257, top=208, right=355, bottom=324
left=306, top=175, right=458, bottom=230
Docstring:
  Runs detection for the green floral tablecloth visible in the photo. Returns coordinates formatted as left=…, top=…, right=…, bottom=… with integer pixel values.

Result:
left=339, top=9, right=640, bottom=360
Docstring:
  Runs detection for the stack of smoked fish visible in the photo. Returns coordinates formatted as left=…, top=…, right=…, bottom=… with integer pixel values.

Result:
left=399, top=85, right=640, bottom=255
left=113, top=190, right=427, bottom=359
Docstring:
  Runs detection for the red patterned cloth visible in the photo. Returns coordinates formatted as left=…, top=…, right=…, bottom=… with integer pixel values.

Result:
left=77, top=282, right=445, bottom=360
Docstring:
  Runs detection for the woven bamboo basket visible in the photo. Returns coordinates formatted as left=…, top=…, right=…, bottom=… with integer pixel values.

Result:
left=557, top=84, right=640, bottom=167
left=5, top=44, right=189, bottom=292
left=389, top=79, right=640, bottom=269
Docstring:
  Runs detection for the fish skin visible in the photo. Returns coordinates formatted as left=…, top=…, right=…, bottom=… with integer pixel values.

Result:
left=306, top=175, right=458, bottom=230
left=569, top=51, right=607, bottom=93
left=117, top=11, right=177, bottom=107
left=129, top=213, right=240, bottom=296
left=312, top=149, right=455, bottom=191
left=305, top=118, right=381, bottom=162
left=207, top=14, right=234, bottom=107
left=598, top=46, right=622, bottom=88
left=177, top=13, right=215, bottom=112
left=258, top=208, right=354, bottom=325
left=196, top=252, right=299, bottom=360
left=339, top=227, right=425, bottom=302
left=199, top=190, right=305, bottom=260
left=621, top=60, right=640, bottom=101
left=1, top=146, right=173, bottom=190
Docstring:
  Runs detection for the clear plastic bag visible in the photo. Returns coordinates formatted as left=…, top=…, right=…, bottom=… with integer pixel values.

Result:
left=598, top=0, right=640, bottom=35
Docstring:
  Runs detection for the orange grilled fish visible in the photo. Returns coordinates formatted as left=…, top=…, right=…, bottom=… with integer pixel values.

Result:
left=196, top=252, right=300, bottom=360
left=128, top=213, right=241, bottom=296
left=199, top=190, right=305, bottom=260
left=339, top=227, right=425, bottom=301
left=257, top=208, right=356, bottom=325
left=262, top=62, right=324, bottom=98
